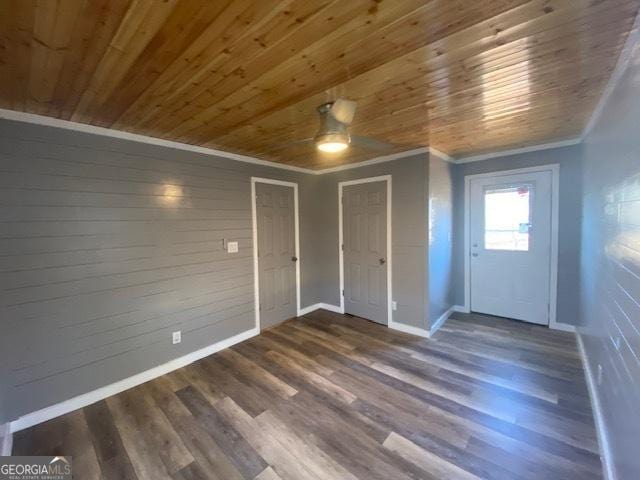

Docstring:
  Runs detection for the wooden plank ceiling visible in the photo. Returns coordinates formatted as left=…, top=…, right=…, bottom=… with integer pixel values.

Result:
left=1, top=0, right=638, bottom=169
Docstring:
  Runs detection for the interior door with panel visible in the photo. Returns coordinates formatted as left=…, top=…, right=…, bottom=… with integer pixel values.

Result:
left=256, top=182, right=297, bottom=330
left=469, top=170, right=552, bottom=325
left=342, top=180, right=388, bottom=325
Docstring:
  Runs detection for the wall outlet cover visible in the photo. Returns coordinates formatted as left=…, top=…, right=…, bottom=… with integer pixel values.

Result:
left=227, top=241, right=239, bottom=253
left=172, top=331, right=181, bottom=344
left=392, top=301, right=398, bottom=311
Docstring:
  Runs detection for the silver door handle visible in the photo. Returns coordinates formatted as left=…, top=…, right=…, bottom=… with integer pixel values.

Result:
left=379, top=258, right=386, bottom=265
left=291, top=256, right=298, bottom=262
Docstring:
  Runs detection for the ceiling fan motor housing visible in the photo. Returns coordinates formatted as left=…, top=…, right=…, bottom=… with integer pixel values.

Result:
left=315, top=102, right=351, bottom=146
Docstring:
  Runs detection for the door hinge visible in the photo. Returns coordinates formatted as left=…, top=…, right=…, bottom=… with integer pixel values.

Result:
left=341, top=243, right=344, bottom=251
left=342, top=289, right=345, bottom=296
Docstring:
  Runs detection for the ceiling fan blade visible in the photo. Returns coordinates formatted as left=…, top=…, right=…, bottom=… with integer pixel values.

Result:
left=270, top=137, right=314, bottom=152
left=351, top=135, right=401, bottom=150
left=329, top=98, right=357, bottom=124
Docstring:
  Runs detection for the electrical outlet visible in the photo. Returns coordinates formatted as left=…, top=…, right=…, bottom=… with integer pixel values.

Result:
left=392, top=301, right=397, bottom=311
left=227, top=241, right=238, bottom=253
left=597, top=364, right=603, bottom=386
left=172, top=331, right=181, bottom=345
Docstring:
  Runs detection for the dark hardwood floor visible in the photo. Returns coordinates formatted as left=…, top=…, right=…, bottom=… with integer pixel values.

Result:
left=13, top=310, right=602, bottom=480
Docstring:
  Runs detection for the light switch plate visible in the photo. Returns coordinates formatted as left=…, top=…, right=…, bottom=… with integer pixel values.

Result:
left=227, top=241, right=238, bottom=253
left=172, top=331, right=181, bottom=344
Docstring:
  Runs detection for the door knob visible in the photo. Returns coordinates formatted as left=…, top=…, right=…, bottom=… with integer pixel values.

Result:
left=379, top=258, right=386, bottom=265
left=472, top=253, right=478, bottom=257
left=291, top=256, right=298, bottom=262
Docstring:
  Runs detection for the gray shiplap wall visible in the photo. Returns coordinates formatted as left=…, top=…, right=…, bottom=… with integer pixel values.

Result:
left=451, top=145, right=583, bottom=324
left=428, top=154, right=454, bottom=327
left=0, top=119, right=312, bottom=422
left=579, top=35, right=640, bottom=480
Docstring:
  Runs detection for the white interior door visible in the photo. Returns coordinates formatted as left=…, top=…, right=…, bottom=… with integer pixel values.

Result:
left=469, top=170, right=552, bottom=325
left=342, top=181, right=388, bottom=325
left=256, top=182, right=297, bottom=330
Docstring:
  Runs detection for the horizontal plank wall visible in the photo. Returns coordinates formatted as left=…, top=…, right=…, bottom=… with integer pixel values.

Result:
left=579, top=24, right=640, bottom=480
left=0, top=119, right=312, bottom=424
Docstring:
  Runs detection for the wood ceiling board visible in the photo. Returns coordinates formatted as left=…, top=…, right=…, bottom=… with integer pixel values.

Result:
left=0, top=0, right=638, bottom=168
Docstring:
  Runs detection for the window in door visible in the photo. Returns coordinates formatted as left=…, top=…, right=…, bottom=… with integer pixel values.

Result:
left=484, top=184, right=532, bottom=251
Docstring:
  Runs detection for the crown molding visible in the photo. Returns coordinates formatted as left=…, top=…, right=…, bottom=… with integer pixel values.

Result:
left=454, top=137, right=581, bottom=164
left=581, top=10, right=640, bottom=141
left=316, top=147, right=429, bottom=173
left=0, top=108, right=316, bottom=174
left=0, top=108, right=584, bottom=172
left=428, top=146, right=454, bottom=162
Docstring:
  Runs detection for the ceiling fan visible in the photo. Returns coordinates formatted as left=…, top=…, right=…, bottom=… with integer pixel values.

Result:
left=273, top=98, right=404, bottom=153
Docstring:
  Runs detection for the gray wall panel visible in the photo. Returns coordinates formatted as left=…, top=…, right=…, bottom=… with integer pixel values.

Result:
left=579, top=35, right=640, bottom=480
left=451, top=145, right=583, bottom=324
left=0, top=119, right=314, bottom=423
left=428, top=155, right=454, bottom=326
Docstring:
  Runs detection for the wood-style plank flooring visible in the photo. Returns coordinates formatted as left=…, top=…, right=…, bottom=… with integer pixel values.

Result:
left=13, top=310, right=602, bottom=479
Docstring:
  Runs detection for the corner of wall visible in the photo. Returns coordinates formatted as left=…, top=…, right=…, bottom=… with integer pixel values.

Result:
left=0, top=423, right=12, bottom=456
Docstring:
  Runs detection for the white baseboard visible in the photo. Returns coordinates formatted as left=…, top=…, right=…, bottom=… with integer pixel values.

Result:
left=430, top=306, right=455, bottom=336
left=1, top=423, right=12, bottom=456
left=299, top=303, right=343, bottom=316
left=549, top=321, right=576, bottom=332
left=9, top=326, right=259, bottom=433
left=577, top=333, right=615, bottom=480
left=452, top=304, right=469, bottom=313
left=389, top=321, right=430, bottom=338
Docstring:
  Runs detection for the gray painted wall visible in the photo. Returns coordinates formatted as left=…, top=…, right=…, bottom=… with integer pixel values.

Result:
left=451, top=145, right=583, bottom=325
left=309, top=155, right=430, bottom=330
left=428, top=155, right=454, bottom=327
left=0, top=119, right=315, bottom=422
left=579, top=37, right=640, bottom=479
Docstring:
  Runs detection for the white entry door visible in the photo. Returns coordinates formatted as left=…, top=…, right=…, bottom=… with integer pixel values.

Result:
left=469, top=170, right=552, bottom=325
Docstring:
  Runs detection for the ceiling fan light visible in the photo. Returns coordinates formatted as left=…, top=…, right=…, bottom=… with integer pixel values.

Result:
left=317, top=141, right=349, bottom=153
left=315, top=132, right=350, bottom=153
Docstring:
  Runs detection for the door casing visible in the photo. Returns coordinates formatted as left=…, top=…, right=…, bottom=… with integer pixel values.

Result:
left=339, top=175, right=393, bottom=327
left=463, top=164, right=570, bottom=331
left=251, top=177, right=301, bottom=331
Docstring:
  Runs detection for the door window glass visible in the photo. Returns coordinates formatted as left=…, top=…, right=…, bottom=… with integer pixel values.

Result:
left=484, top=185, right=531, bottom=251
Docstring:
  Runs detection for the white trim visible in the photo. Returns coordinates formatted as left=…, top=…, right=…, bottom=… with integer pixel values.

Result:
left=298, top=303, right=344, bottom=316
left=339, top=175, right=392, bottom=325
left=455, top=138, right=581, bottom=164
left=251, top=177, right=301, bottom=331
left=430, top=306, right=454, bottom=336
left=9, top=326, right=259, bottom=433
left=463, top=165, right=562, bottom=328
left=577, top=334, right=615, bottom=480
left=0, top=108, right=586, bottom=172
left=452, top=305, right=469, bottom=313
left=0, top=109, right=314, bottom=174
left=318, top=303, right=343, bottom=314
left=321, top=148, right=428, bottom=174
left=428, top=147, right=454, bottom=163
left=389, top=322, right=430, bottom=338
left=582, top=11, right=640, bottom=141
left=1, top=423, right=12, bottom=456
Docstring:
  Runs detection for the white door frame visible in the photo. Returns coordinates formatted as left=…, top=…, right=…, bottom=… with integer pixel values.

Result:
left=338, top=175, right=393, bottom=326
left=463, top=164, right=571, bottom=331
left=251, top=177, right=301, bottom=331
